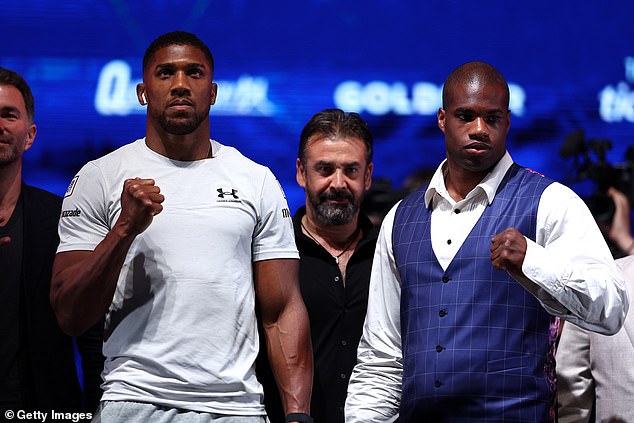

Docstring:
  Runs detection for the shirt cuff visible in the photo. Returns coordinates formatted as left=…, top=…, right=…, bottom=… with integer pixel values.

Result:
left=522, top=237, right=572, bottom=316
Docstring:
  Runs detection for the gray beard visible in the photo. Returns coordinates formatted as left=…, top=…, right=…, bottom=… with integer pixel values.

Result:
left=0, top=145, right=21, bottom=166
left=313, top=201, right=357, bottom=226
left=310, top=189, right=359, bottom=226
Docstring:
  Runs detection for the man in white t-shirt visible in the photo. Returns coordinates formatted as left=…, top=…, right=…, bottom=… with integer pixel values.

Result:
left=50, top=31, right=313, bottom=423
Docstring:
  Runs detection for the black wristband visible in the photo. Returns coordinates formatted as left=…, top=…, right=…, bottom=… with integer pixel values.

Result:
left=285, top=413, right=313, bottom=423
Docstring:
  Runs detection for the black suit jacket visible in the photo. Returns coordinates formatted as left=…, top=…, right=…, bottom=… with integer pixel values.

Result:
left=21, top=184, right=104, bottom=412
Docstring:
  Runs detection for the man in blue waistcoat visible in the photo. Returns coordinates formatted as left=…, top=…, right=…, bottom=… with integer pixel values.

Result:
left=344, top=61, right=629, bottom=423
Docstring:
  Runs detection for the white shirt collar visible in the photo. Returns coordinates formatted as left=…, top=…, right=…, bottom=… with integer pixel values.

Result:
left=424, top=151, right=514, bottom=208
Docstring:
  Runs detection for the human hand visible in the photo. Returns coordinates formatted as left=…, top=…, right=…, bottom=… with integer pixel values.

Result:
left=490, top=227, right=527, bottom=276
left=606, top=186, right=633, bottom=253
left=115, top=178, right=165, bottom=237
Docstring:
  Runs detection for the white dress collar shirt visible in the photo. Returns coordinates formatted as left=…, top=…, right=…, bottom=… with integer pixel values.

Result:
left=345, top=151, right=628, bottom=423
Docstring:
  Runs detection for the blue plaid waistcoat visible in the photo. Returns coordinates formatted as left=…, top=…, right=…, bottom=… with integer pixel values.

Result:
left=392, top=164, right=558, bottom=422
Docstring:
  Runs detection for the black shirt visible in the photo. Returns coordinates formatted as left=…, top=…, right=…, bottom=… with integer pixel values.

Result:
left=295, top=207, right=377, bottom=422
left=263, top=207, right=378, bottom=423
left=0, top=197, right=26, bottom=407
left=1, top=185, right=105, bottom=413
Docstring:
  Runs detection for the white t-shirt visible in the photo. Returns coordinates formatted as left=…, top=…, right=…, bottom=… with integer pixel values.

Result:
left=58, top=138, right=298, bottom=415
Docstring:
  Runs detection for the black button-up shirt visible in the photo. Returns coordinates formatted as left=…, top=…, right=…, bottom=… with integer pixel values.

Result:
left=258, top=207, right=378, bottom=423
left=294, top=207, right=378, bottom=423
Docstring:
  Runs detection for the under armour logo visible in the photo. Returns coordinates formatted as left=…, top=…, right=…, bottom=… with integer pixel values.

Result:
left=217, top=188, right=239, bottom=199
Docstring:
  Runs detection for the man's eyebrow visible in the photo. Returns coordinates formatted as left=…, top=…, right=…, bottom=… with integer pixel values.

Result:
left=0, top=105, right=21, bottom=115
left=454, top=107, right=504, bottom=114
left=314, top=159, right=361, bottom=167
left=185, top=63, right=206, bottom=70
left=154, top=62, right=207, bottom=70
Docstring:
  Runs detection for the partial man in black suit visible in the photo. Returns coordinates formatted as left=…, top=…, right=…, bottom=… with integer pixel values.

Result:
left=0, top=66, right=104, bottom=414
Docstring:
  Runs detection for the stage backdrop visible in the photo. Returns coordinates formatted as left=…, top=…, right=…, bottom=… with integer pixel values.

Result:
left=3, top=1, right=634, bottom=212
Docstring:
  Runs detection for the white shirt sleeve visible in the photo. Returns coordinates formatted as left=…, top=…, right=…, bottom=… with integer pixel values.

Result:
left=57, top=162, right=112, bottom=253
left=345, top=204, right=402, bottom=423
left=252, top=168, right=299, bottom=261
left=522, top=182, right=629, bottom=334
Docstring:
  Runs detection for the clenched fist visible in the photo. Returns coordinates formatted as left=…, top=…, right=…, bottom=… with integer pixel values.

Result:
left=490, top=227, right=527, bottom=275
left=116, top=178, right=165, bottom=237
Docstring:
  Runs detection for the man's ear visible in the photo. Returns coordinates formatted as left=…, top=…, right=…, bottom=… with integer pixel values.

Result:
left=22, top=123, right=37, bottom=152
left=365, top=162, right=374, bottom=191
left=438, top=108, right=446, bottom=133
left=296, top=158, right=306, bottom=188
left=210, top=83, right=218, bottom=106
left=136, top=84, right=147, bottom=105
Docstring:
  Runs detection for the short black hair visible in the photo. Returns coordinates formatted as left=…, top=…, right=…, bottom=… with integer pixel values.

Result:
left=298, top=108, right=373, bottom=166
left=442, top=61, right=509, bottom=109
left=143, top=30, right=214, bottom=75
left=0, top=66, right=35, bottom=122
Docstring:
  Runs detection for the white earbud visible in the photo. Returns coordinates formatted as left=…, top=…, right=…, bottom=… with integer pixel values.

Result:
left=141, top=93, right=147, bottom=104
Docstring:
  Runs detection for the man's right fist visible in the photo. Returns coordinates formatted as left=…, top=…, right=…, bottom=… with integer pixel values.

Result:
left=117, top=178, right=165, bottom=236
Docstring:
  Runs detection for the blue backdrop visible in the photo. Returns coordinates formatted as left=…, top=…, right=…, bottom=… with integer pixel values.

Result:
left=3, top=1, right=634, bottom=212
